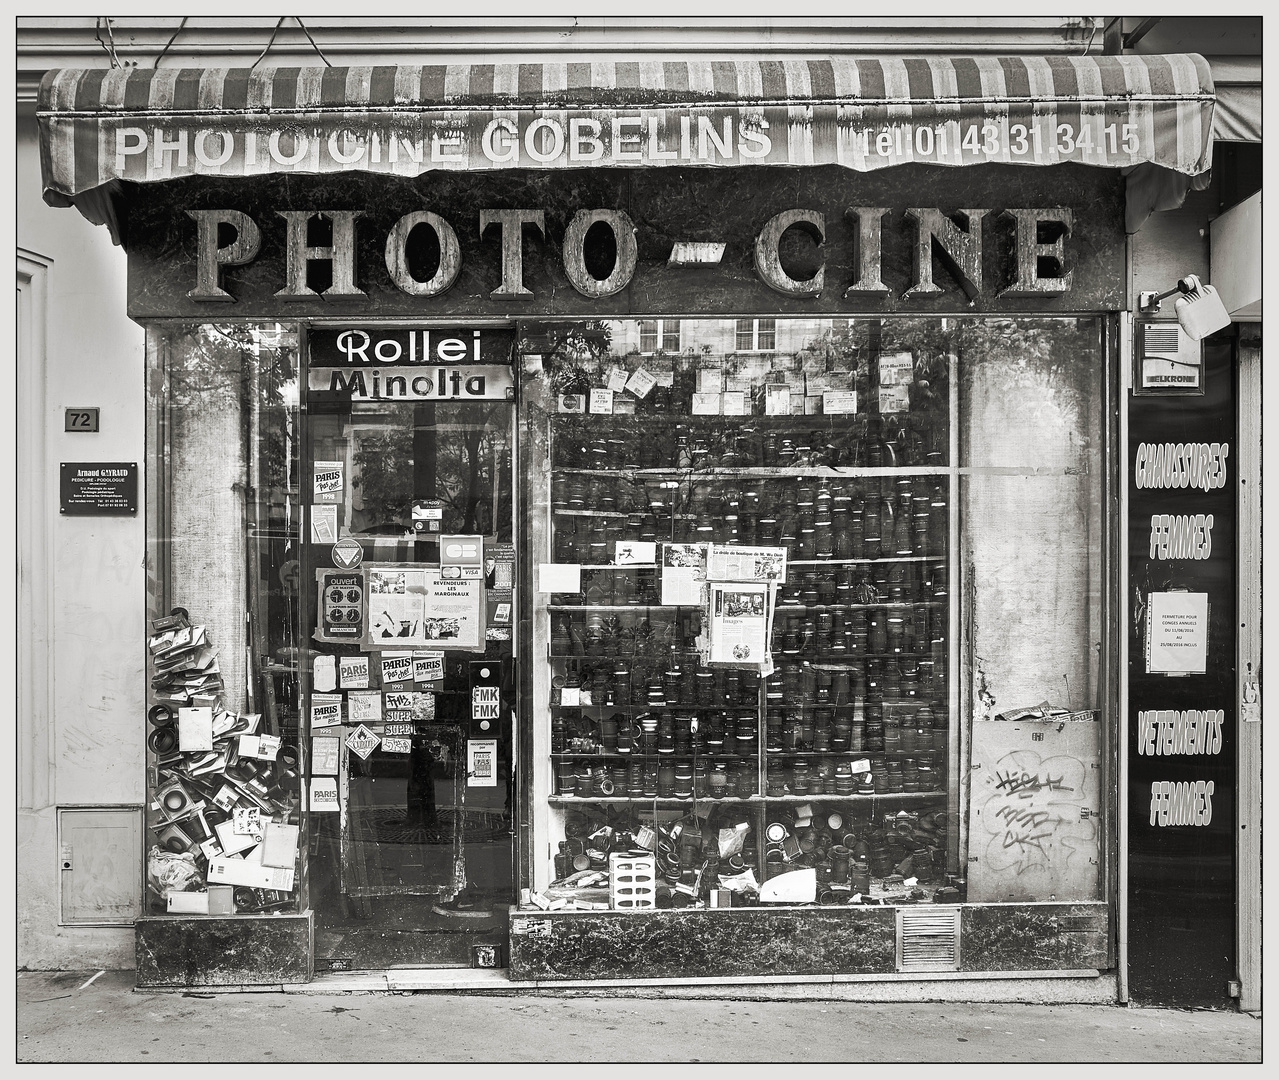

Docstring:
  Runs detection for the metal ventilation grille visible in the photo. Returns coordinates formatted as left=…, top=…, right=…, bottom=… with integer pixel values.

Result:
left=1143, top=323, right=1182, bottom=353
left=896, top=908, right=961, bottom=972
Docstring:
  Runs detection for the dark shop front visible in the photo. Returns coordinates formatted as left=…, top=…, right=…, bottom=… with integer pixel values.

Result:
left=36, top=55, right=1223, bottom=993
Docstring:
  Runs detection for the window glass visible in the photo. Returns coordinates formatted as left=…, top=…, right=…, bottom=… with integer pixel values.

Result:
left=523, top=316, right=1105, bottom=910
left=144, top=323, right=302, bottom=916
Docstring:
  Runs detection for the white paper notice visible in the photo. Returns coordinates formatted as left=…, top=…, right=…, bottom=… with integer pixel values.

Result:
left=313, top=460, right=344, bottom=498
left=312, top=653, right=337, bottom=692
left=589, top=388, right=615, bottom=414
left=606, top=367, right=629, bottom=393
left=368, top=568, right=426, bottom=642
left=721, top=391, right=747, bottom=416
left=708, top=582, right=769, bottom=665
left=878, top=351, right=913, bottom=413
left=692, top=393, right=721, bottom=415
left=467, top=738, right=498, bottom=787
left=822, top=390, right=858, bottom=414
left=625, top=367, right=657, bottom=399
left=413, top=651, right=445, bottom=683
left=310, top=777, right=339, bottom=812
left=177, top=707, right=214, bottom=752
left=766, top=385, right=792, bottom=415
left=347, top=691, right=383, bottom=723
left=310, top=693, right=343, bottom=729
left=1146, top=591, right=1209, bottom=674
left=380, top=652, right=414, bottom=684
left=539, top=564, right=581, bottom=593
left=614, top=540, right=657, bottom=565
left=661, top=543, right=709, bottom=605
left=311, top=503, right=338, bottom=544
left=338, top=654, right=369, bottom=688
left=707, top=545, right=787, bottom=584
left=311, top=735, right=340, bottom=776
left=423, top=571, right=483, bottom=649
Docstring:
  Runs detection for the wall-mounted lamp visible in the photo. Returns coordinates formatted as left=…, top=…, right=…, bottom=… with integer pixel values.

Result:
left=1138, top=274, right=1231, bottom=340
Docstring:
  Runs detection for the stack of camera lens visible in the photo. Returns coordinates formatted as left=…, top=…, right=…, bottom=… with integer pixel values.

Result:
left=145, top=609, right=301, bottom=915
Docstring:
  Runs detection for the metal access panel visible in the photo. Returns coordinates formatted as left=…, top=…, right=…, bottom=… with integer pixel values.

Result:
left=967, top=719, right=1102, bottom=903
left=58, top=807, right=143, bottom=925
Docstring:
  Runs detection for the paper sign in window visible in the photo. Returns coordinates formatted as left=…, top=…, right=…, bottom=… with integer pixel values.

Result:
left=1146, top=591, right=1209, bottom=674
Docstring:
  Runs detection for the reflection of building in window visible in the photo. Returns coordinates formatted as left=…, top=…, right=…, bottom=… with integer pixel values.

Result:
left=638, top=319, right=681, bottom=354
left=735, top=318, right=776, bottom=352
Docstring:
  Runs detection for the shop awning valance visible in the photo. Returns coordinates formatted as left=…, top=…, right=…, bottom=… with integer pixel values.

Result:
left=39, top=54, right=1215, bottom=224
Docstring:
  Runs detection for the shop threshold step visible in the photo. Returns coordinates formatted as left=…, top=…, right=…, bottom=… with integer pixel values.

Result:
left=385, top=967, right=512, bottom=990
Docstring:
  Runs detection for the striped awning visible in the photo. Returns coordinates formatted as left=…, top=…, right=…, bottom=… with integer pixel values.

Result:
left=39, top=55, right=1215, bottom=205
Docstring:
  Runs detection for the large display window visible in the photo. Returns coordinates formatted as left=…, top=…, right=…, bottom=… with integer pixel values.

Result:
left=143, top=323, right=304, bottom=916
left=522, top=316, right=1107, bottom=910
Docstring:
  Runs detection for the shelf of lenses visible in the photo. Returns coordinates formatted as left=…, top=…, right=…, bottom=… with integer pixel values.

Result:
left=548, top=614, right=767, bottom=803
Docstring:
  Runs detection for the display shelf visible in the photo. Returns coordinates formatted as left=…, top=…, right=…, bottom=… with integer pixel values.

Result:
left=548, top=604, right=689, bottom=612
left=546, top=555, right=945, bottom=568
left=548, top=795, right=767, bottom=805
left=788, top=555, right=945, bottom=566
left=757, top=792, right=946, bottom=802
left=549, top=650, right=944, bottom=664
left=548, top=601, right=945, bottom=613
left=550, top=751, right=765, bottom=760
left=762, top=748, right=947, bottom=757
left=535, top=331, right=959, bottom=907
left=550, top=466, right=949, bottom=479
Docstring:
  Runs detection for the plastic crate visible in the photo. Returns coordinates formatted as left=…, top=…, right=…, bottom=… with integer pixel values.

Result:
left=609, top=853, right=656, bottom=911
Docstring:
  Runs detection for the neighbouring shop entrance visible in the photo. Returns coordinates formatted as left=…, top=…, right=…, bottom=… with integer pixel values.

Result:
left=303, top=325, right=517, bottom=969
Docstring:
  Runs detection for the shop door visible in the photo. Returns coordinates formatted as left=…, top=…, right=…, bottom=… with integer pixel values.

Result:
left=304, top=326, right=516, bottom=970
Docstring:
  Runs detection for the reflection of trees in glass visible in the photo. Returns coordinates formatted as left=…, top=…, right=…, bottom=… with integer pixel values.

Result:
left=352, top=428, right=414, bottom=527
left=952, top=318, right=1099, bottom=444
left=166, top=323, right=297, bottom=499
left=350, top=404, right=512, bottom=540
left=158, top=322, right=301, bottom=715
left=525, top=321, right=615, bottom=396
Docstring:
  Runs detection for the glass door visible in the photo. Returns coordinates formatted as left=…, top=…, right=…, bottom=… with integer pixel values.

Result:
left=303, top=325, right=516, bottom=969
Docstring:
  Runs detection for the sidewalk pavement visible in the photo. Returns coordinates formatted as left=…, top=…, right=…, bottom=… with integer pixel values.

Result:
left=16, top=969, right=1262, bottom=1064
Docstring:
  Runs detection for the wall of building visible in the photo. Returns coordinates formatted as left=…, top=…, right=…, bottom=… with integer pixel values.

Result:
left=17, top=104, right=146, bottom=968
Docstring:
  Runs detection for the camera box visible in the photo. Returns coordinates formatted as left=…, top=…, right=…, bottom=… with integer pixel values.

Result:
left=167, top=891, right=210, bottom=914
left=207, top=885, right=235, bottom=915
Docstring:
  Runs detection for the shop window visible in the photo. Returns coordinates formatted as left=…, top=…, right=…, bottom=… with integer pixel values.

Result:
left=143, top=323, right=303, bottom=917
left=523, top=316, right=1107, bottom=912
left=639, top=319, right=682, bottom=355
left=736, top=318, right=776, bottom=352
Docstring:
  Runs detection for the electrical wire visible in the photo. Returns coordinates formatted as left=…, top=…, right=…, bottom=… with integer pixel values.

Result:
left=154, top=17, right=189, bottom=68
left=250, top=16, right=333, bottom=71
left=95, top=17, right=122, bottom=69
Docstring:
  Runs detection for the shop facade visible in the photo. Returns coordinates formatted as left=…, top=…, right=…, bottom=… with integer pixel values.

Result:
left=18, top=20, right=1260, bottom=1008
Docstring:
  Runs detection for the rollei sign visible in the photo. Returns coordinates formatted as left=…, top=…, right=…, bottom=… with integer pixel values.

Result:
left=186, top=204, right=1074, bottom=305
left=308, top=326, right=514, bottom=401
